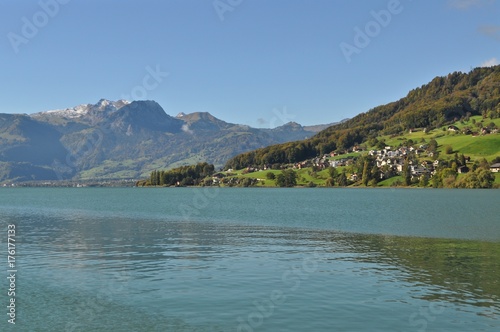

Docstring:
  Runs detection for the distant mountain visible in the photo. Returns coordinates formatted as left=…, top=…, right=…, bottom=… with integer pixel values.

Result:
left=225, top=65, right=500, bottom=169
left=303, top=120, right=349, bottom=133
left=0, top=100, right=337, bottom=182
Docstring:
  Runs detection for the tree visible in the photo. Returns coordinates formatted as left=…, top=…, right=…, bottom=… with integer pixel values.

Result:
left=202, top=163, right=215, bottom=177
left=479, top=158, right=490, bottom=170
left=156, top=171, right=161, bottom=186
left=460, top=154, right=466, bottom=167
left=450, top=161, right=458, bottom=172
left=381, top=164, right=393, bottom=179
left=337, top=170, right=348, bottom=187
left=275, top=173, right=285, bottom=187
left=328, top=167, right=338, bottom=179
left=150, top=170, right=155, bottom=186
left=284, top=169, right=297, bottom=187
left=475, top=168, right=495, bottom=188
left=431, top=173, right=441, bottom=188
left=376, top=140, right=386, bottom=150
left=325, top=177, right=335, bottom=187
left=150, top=170, right=159, bottom=186
left=428, top=139, right=438, bottom=152
left=241, top=177, right=256, bottom=187
left=275, top=169, right=297, bottom=187
left=266, top=172, right=276, bottom=180
left=180, top=176, right=194, bottom=186
left=455, top=168, right=494, bottom=188
left=159, top=171, right=165, bottom=186
left=362, top=161, right=370, bottom=186
left=445, top=145, right=453, bottom=154
left=370, top=165, right=380, bottom=184
left=402, top=159, right=411, bottom=186
left=418, top=174, right=429, bottom=187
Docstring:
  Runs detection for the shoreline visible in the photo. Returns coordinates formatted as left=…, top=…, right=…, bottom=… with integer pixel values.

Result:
left=2, top=184, right=498, bottom=189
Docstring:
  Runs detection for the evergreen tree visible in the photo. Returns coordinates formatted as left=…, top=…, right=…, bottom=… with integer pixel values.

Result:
left=338, top=170, right=348, bottom=187
left=419, top=174, right=429, bottom=187
left=362, top=161, right=370, bottom=186
left=328, top=167, right=338, bottom=179
left=370, top=165, right=380, bottom=184
left=150, top=170, right=157, bottom=186
left=403, top=159, right=411, bottom=186
left=460, top=154, right=466, bottom=167
left=325, top=177, right=335, bottom=187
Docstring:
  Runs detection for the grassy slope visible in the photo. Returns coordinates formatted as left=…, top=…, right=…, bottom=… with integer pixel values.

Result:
left=222, top=116, right=499, bottom=187
left=377, top=176, right=403, bottom=187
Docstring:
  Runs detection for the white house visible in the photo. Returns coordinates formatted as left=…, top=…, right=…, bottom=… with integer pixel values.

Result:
left=490, top=163, right=500, bottom=173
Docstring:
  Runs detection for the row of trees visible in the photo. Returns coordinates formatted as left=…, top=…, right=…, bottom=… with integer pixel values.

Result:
left=429, top=159, right=495, bottom=188
left=138, top=162, right=215, bottom=186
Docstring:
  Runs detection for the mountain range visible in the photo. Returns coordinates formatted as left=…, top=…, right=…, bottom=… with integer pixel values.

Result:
left=0, top=99, right=341, bottom=182
left=3, top=66, right=498, bottom=183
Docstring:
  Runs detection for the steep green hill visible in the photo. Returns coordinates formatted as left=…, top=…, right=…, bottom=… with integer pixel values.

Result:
left=225, top=66, right=500, bottom=169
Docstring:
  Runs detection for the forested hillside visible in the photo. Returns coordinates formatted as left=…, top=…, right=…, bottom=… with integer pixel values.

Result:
left=225, top=66, right=500, bottom=169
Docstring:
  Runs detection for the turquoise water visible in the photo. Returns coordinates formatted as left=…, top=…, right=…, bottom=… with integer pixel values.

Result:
left=0, top=187, right=499, bottom=331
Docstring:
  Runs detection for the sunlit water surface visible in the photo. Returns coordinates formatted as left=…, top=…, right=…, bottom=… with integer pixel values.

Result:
left=0, top=188, right=498, bottom=331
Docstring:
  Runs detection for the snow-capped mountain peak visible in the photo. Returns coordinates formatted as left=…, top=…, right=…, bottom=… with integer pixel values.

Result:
left=32, top=99, right=131, bottom=119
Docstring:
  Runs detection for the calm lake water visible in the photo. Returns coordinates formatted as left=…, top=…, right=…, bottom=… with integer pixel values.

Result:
left=0, top=187, right=499, bottom=331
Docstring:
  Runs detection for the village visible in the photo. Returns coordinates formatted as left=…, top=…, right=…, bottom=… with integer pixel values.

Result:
left=220, top=123, right=500, bottom=187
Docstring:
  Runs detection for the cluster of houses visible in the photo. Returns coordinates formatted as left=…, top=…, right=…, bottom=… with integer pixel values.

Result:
left=219, top=132, right=499, bottom=184
left=299, top=146, right=442, bottom=180
left=368, top=146, right=450, bottom=177
left=448, top=125, right=498, bottom=136
left=295, top=144, right=483, bottom=181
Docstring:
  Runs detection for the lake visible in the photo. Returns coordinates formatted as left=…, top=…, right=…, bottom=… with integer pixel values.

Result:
left=0, top=187, right=499, bottom=331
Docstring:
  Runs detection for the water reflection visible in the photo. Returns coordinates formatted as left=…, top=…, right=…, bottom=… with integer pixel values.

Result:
left=14, top=211, right=500, bottom=312
left=351, top=235, right=499, bottom=314
left=3, top=209, right=498, bottom=331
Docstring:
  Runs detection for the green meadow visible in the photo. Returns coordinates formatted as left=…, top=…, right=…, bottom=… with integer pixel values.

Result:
left=221, top=116, right=499, bottom=188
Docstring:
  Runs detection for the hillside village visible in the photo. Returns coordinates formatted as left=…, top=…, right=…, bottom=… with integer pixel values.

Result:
left=218, top=116, right=500, bottom=188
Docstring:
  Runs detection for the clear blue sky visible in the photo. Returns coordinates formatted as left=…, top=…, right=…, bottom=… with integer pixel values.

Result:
left=1, top=0, right=499, bottom=127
